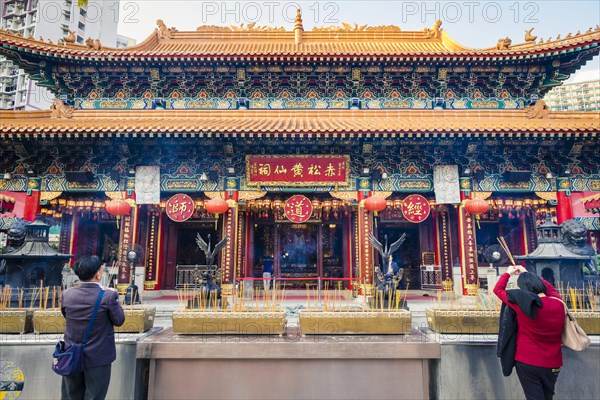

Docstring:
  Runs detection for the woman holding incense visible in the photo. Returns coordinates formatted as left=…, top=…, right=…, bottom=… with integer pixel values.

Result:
left=494, top=265, right=565, bottom=400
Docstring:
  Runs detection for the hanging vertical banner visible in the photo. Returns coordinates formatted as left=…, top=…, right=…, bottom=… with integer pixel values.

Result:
left=135, top=166, right=160, bottom=205
left=458, top=205, right=479, bottom=294
left=434, top=165, right=460, bottom=205
left=144, top=213, right=160, bottom=290
left=436, top=208, right=453, bottom=286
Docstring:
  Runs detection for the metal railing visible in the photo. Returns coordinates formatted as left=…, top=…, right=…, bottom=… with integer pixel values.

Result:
left=175, top=264, right=209, bottom=288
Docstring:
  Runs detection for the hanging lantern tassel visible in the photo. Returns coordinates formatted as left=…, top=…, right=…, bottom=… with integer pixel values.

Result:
left=464, top=198, right=490, bottom=229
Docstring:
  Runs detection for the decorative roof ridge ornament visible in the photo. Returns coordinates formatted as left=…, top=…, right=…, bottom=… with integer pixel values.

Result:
left=229, top=23, right=286, bottom=32
left=312, top=25, right=401, bottom=32
left=525, top=100, right=550, bottom=120
left=157, top=19, right=177, bottom=39
left=294, top=8, right=304, bottom=45
left=85, top=37, right=102, bottom=50
left=312, top=22, right=369, bottom=32
left=50, top=99, right=74, bottom=120
left=525, top=28, right=537, bottom=43
left=423, top=20, right=442, bottom=39
left=496, top=37, right=512, bottom=50
left=62, top=30, right=76, bottom=45
left=196, top=25, right=233, bottom=32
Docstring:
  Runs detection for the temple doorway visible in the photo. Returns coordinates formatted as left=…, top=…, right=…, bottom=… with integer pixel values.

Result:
left=377, top=225, right=420, bottom=288
left=279, top=223, right=318, bottom=279
left=161, top=221, right=217, bottom=289
left=251, top=221, right=345, bottom=287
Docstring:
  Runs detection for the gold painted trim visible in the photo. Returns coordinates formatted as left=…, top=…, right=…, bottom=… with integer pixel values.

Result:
left=330, top=191, right=357, bottom=202
left=535, top=191, right=557, bottom=201
left=204, top=191, right=224, bottom=199
left=40, top=191, right=62, bottom=201
left=471, top=191, right=492, bottom=200
left=105, top=191, right=125, bottom=200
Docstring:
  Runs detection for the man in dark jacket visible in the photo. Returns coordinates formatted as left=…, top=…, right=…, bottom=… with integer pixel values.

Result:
left=60, top=255, right=125, bottom=400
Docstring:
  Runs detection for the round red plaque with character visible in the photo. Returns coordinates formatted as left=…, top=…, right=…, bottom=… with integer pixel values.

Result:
left=284, top=195, right=313, bottom=223
left=401, top=194, right=431, bottom=223
left=166, top=194, right=195, bottom=222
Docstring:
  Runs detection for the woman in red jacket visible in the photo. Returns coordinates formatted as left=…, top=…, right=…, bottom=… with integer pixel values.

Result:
left=494, top=265, right=565, bottom=400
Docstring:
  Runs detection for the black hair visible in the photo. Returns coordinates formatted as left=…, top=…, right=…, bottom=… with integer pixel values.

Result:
left=73, top=255, right=101, bottom=281
left=517, top=271, right=546, bottom=294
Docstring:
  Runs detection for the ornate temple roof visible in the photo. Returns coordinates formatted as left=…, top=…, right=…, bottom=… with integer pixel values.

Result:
left=1, top=18, right=599, bottom=60
left=1, top=109, right=597, bottom=138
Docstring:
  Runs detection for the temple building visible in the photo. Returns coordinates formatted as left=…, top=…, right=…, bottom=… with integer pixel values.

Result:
left=0, top=15, right=598, bottom=295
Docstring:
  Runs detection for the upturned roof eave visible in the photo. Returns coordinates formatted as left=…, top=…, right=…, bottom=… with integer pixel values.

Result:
left=0, top=26, right=598, bottom=60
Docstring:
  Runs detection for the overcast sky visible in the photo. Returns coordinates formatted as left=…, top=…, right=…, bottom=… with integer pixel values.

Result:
left=103, top=1, right=599, bottom=80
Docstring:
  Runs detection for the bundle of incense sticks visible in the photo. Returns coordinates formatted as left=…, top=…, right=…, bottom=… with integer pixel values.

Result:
left=0, top=286, right=12, bottom=309
left=29, top=287, right=40, bottom=309
left=497, top=237, right=516, bottom=265
left=556, top=282, right=594, bottom=312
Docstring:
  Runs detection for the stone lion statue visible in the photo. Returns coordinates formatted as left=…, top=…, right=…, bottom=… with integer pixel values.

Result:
left=561, top=219, right=598, bottom=275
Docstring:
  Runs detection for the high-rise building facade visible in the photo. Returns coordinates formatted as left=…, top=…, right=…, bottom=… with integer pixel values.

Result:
left=0, top=0, right=119, bottom=110
left=545, top=76, right=600, bottom=112
left=116, top=34, right=136, bottom=48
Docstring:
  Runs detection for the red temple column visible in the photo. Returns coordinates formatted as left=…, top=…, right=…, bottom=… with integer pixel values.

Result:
left=23, top=177, right=41, bottom=221
left=356, top=177, right=374, bottom=295
left=556, top=176, right=573, bottom=224
left=220, top=177, right=240, bottom=297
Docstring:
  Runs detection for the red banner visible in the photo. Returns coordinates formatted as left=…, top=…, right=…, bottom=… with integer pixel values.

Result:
left=246, top=155, right=349, bottom=186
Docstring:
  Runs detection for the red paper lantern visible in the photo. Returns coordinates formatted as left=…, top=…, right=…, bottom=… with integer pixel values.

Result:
left=364, top=196, right=387, bottom=213
left=465, top=198, right=489, bottom=215
left=205, top=198, right=229, bottom=215
left=105, top=199, right=131, bottom=216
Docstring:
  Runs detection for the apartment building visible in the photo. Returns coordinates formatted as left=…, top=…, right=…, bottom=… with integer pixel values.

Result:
left=545, top=71, right=600, bottom=112
left=116, top=33, right=136, bottom=48
left=0, top=0, right=120, bottom=110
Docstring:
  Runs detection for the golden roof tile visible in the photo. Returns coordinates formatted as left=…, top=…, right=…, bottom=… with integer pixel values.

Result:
left=0, top=109, right=598, bottom=137
left=0, top=21, right=598, bottom=59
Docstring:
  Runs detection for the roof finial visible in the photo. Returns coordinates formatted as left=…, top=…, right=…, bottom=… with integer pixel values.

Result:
left=294, top=8, right=304, bottom=45
left=524, top=28, right=536, bottom=42
left=423, top=20, right=442, bottom=39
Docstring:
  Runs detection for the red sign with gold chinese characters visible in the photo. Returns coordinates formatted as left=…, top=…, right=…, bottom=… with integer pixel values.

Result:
left=284, top=195, right=313, bottom=223
left=401, top=194, right=431, bottom=223
left=246, top=155, right=349, bottom=187
left=166, top=194, right=194, bottom=222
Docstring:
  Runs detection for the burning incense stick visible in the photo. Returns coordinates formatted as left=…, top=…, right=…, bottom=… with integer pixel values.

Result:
left=497, top=237, right=516, bottom=265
